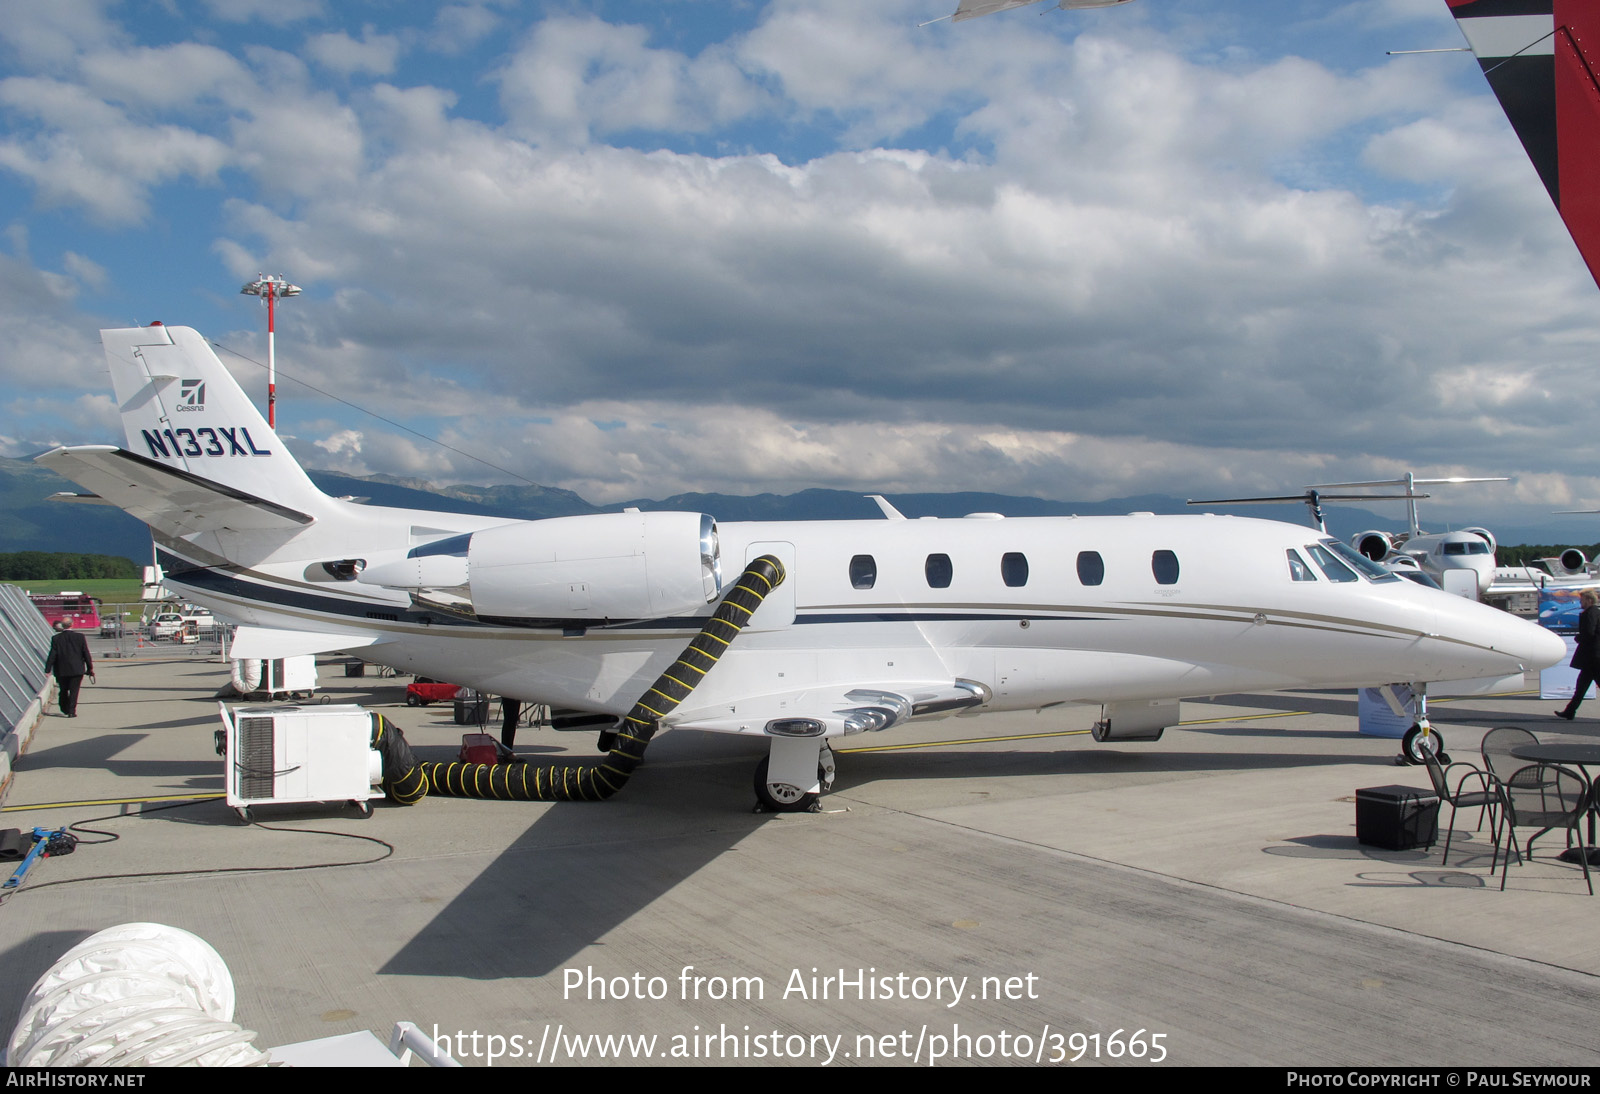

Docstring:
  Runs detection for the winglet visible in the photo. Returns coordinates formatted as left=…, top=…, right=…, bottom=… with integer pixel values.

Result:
left=1446, top=0, right=1600, bottom=287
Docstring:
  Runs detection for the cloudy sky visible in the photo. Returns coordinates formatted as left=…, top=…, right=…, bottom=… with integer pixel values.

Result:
left=2, top=0, right=1596, bottom=534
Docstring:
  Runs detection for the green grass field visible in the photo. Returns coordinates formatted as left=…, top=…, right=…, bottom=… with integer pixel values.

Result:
left=12, top=578, right=144, bottom=604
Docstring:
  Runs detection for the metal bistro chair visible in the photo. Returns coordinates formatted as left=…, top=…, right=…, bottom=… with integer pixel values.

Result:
left=1479, top=726, right=1553, bottom=828
left=1480, top=726, right=1538, bottom=784
left=1498, top=764, right=1594, bottom=895
left=1422, top=754, right=1503, bottom=869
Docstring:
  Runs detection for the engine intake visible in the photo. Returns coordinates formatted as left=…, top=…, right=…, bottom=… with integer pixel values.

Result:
left=1461, top=526, right=1498, bottom=556
left=1352, top=531, right=1396, bottom=562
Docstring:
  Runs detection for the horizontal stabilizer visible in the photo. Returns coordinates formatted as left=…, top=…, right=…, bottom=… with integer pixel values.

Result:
left=35, top=445, right=314, bottom=538
left=229, top=626, right=382, bottom=660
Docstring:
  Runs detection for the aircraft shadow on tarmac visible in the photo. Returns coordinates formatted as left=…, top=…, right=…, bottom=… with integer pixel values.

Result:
left=1193, top=692, right=1361, bottom=717
left=830, top=745, right=1385, bottom=781
left=1193, top=693, right=1578, bottom=737
left=377, top=736, right=1425, bottom=981
left=378, top=751, right=778, bottom=981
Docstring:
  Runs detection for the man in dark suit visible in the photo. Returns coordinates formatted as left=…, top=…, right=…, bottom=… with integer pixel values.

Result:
left=44, top=620, right=94, bottom=717
left=1556, top=589, right=1600, bottom=719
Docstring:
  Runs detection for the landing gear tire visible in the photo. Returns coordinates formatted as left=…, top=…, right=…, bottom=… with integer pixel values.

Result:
left=1401, top=724, right=1448, bottom=765
left=753, top=757, right=820, bottom=813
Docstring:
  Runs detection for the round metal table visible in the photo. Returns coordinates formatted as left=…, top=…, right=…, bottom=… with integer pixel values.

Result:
left=1509, top=742, right=1600, bottom=865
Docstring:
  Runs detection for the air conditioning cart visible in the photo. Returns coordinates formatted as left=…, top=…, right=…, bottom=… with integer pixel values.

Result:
left=218, top=703, right=383, bottom=824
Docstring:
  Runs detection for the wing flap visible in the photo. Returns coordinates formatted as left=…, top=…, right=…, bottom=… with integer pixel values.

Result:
left=36, top=445, right=314, bottom=537
left=668, top=680, right=988, bottom=735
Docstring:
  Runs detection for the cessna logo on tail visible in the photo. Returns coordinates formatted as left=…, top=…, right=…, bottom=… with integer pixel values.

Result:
left=142, top=426, right=271, bottom=459
left=177, top=379, right=206, bottom=410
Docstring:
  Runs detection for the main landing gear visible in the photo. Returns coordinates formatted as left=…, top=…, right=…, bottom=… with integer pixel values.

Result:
left=753, top=739, right=835, bottom=813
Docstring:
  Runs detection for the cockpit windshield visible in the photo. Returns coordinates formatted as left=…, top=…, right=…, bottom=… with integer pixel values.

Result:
left=1309, top=539, right=1401, bottom=583
left=1305, top=543, right=1358, bottom=582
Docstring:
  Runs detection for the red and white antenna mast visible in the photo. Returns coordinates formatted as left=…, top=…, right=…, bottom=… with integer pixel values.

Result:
left=239, top=274, right=301, bottom=428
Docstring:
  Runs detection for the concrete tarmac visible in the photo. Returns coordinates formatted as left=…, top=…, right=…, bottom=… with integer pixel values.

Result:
left=2, top=649, right=1598, bottom=1067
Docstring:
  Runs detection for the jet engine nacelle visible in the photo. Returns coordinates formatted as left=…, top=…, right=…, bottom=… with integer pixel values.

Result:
left=1352, top=530, right=1398, bottom=562
left=1559, top=548, right=1589, bottom=575
left=1461, top=527, right=1498, bottom=556
left=359, top=511, right=722, bottom=623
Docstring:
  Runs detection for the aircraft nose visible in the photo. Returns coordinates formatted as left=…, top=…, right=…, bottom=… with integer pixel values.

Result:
left=1522, top=618, right=1569, bottom=670
left=1431, top=594, right=1565, bottom=675
left=1477, top=606, right=1566, bottom=670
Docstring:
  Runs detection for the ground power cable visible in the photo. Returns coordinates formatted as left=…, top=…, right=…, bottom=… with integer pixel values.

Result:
left=0, top=797, right=394, bottom=907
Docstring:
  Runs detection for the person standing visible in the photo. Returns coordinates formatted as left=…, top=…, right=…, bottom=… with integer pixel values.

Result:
left=45, top=620, right=94, bottom=718
left=500, top=697, right=521, bottom=752
left=1556, top=589, right=1600, bottom=719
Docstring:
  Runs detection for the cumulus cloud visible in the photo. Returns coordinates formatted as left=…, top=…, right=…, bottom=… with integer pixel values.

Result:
left=199, top=0, right=324, bottom=27
left=429, top=4, right=506, bottom=55
left=0, top=0, right=125, bottom=71
left=305, top=28, right=402, bottom=78
left=496, top=16, right=766, bottom=143
left=0, top=77, right=230, bottom=222
left=79, top=42, right=253, bottom=111
left=0, top=0, right=1595, bottom=538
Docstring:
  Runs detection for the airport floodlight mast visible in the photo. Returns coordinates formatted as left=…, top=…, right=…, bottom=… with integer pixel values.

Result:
left=239, top=274, right=301, bottom=428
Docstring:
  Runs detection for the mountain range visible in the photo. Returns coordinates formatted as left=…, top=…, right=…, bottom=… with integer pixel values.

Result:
left=0, top=455, right=1581, bottom=564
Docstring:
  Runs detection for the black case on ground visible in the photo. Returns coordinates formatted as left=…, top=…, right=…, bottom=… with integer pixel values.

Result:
left=1356, top=784, right=1440, bottom=850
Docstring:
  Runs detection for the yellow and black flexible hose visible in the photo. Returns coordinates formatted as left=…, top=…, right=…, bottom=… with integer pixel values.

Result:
left=373, top=554, right=785, bottom=803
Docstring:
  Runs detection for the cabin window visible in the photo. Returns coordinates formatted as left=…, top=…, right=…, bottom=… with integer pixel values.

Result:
left=1306, top=543, right=1359, bottom=583
left=926, top=553, right=953, bottom=589
left=1076, top=550, right=1104, bottom=586
left=1001, top=552, right=1029, bottom=587
left=1152, top=550, right=1179, bottom=585
left=850, top=554, right=877, bottom=590
left=1286, top=549, right=1316, bottom=581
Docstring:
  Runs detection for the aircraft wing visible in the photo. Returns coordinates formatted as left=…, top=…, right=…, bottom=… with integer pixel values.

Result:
left=36, top=445, right=314, bottom=537
left=667, top=681, right=988, bottom=736
left=1446, top=0, right=1600, bottom=287
left=228, top=626, right=384, bottom=660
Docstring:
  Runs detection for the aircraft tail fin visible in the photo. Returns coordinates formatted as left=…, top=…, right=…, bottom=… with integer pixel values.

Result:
left=1446, top=0, right=1600, bottom=286
left=93, top=323, right=330, bottom=520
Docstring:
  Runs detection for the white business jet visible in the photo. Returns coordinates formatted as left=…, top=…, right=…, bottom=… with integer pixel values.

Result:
left=38, top=325, right=1563, bottom=808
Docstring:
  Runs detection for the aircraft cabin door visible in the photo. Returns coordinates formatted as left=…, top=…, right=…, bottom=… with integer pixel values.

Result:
left=740, top=541, right=795, bottom=631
